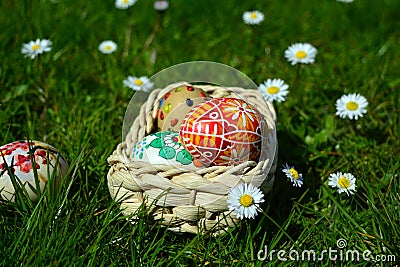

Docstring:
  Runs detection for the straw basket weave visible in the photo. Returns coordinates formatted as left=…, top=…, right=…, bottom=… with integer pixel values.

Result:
left=107, top=82, right=277, bottom=234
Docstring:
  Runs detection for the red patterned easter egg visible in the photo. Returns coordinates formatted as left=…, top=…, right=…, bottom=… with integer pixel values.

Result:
left=179, top=98, right=263, bottom=166
left=0, top=140, right=69, bottom=202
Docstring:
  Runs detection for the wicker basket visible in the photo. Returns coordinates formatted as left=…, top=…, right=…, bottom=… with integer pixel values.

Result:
left=107, top=82, right=277, bottom=234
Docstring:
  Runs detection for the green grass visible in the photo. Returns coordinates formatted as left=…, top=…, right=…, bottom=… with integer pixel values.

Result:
left=1, top=0, right=399, bottom=266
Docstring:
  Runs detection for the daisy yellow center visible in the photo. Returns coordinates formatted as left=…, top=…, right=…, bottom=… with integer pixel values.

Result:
left=239, top=194, right=254, bottom=207
left=134, top=79, right=143, bottom=85
left=123, top=0, right=129, bottom=3
left=104, top=45, right=112, bottom=51
left=338, top=177, right=350, bottom=189
left=32, top=44, right=40, bottom=51
left=346, top=101, right=359, bottom=111
left=267, top=86, right=279, bottom=95
left=295, top=51, right=307, bottom=59
left=289, top=168, right=299, bottom=179
left=250, top=12, right=258, bottom=19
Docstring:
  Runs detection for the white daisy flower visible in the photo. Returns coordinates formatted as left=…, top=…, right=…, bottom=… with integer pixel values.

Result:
left=284, top=43, right=318, bottom=65
left=21, top=39, right=52, bottom=59
left=328, top=172, right=357, bottom=196
left=335, top=93, right=368, bottom=120
left=282, top=163, right=303, bottom=187
left=242, top=11, right=264, bottom=25
left=98, top=40, right=117, bottom=54
left=258, top=79, right=289, bottom=102
left=123, top=76, right=154, bottom=92
left=154, top=0, right=169, bottom=11
left=115, top=0, right=137, bottom=9
left=227, top=183, right=264, bottom=220
left=337, top=0, right=354, bottom=3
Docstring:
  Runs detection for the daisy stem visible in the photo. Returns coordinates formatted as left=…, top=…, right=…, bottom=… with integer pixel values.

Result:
left=292, top=64, right=302, bottom=99
left=294, top=64, right=301, bottom=87
left=105, top=58, right=116, bottom=92
left=32, top=58, right=40, bottom=84
left=244, top=26, right=263, bottom=75
left=28, top=58, right=46, bottom=97
left=244, top=27, right=254, bottom=60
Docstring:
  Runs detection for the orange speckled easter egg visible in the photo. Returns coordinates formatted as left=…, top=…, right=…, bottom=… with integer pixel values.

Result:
left=157, top=85, right=210, bottom=132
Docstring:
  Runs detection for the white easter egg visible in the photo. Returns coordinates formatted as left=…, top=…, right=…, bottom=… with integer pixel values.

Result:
left=131, top=131, right=201, bottom=169
left=0, top=140, right=69, bottom=202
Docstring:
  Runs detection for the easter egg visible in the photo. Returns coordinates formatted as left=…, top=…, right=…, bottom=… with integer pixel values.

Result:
left=179, top=98, right=263, bottom=166
left=157, top=85, right=210, bottom=132
left=131, top=131, right=201, bottom=169
left=0, top=140, right=69, bottom=202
